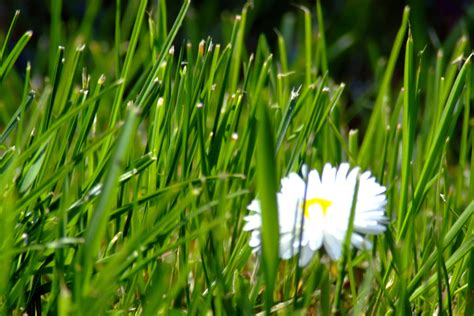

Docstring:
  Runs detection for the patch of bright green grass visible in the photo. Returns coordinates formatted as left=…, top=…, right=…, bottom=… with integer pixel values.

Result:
left=0, top=1, right=473, bottom=314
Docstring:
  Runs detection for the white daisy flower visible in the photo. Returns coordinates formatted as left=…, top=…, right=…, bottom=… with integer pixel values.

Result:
left=243, top=162, right=387, bottom=266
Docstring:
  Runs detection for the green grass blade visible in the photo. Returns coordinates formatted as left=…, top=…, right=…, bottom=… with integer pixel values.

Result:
left=359, top=6, right=410, bottom=166
left=108, top=0, right=148, bottom=129
left=0, top=10, right=20, bottom=64
left=49, top=0, right=62, bottom=77
left=0, top=30, right=33, bottom=82
left=334, top=175, right=360, bottom=311
left=228, top=5, right=248, bottom=94
left=316, top=0, right=328, bottom=74
left=256, top=98, right=280, bottom=313
left=300, top=5, right=312, bottom=86
left=80, top=103, right=140, bottom=298
left=397, top=32, right=417, bottom=236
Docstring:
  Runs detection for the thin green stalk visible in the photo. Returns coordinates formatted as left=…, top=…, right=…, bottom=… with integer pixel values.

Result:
left=316, top=0, right=328, bottom=74
left=300, top=6, right=312, bottom=86
left=0, top=10, right=20, bottom=64
left=334, top=175, right=360, bottom=311
left=49, top=0, right=62, bottom=77
left=359, top=7, right=410, bottom=166
left=108, top=0, right=148, bottom=129
left=397, top=32, right=416, bottom=236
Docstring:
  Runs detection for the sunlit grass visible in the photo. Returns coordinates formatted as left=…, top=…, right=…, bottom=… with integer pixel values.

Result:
left=0, top=1, right=473, bottom=314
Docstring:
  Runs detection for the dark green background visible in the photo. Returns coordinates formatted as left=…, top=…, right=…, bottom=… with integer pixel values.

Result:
left=1, top=0, right=473, bottom=102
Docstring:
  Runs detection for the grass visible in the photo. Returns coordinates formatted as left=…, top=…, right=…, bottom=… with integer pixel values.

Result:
left=0, top=0, right=473, bottom=314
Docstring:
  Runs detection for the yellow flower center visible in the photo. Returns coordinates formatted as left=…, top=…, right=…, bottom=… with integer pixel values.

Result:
left=303, top=197, right=332, bottom=218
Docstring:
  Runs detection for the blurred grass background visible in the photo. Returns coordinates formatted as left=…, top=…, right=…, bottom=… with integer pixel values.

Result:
left=1, top=0, right=473, bottom=77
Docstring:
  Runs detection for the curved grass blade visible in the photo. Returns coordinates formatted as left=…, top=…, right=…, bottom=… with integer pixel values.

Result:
left=0, top=30, right=33, bottom=82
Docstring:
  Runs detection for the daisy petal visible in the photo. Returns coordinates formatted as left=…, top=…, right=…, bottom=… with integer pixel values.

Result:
left=298, top=245, right=314, bottom=266
left=247, top=199, right=261, bottom=212
left=323, top=234, right=342, bottom=260
left=280, top=233, right=297, bottom=259
left=249, top=233, right=261, bottom=248
left=351, top=233, right=372, bottom=250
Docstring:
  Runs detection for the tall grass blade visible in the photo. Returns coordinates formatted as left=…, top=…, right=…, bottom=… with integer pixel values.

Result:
left=256, top=99, right=279, bottom=313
